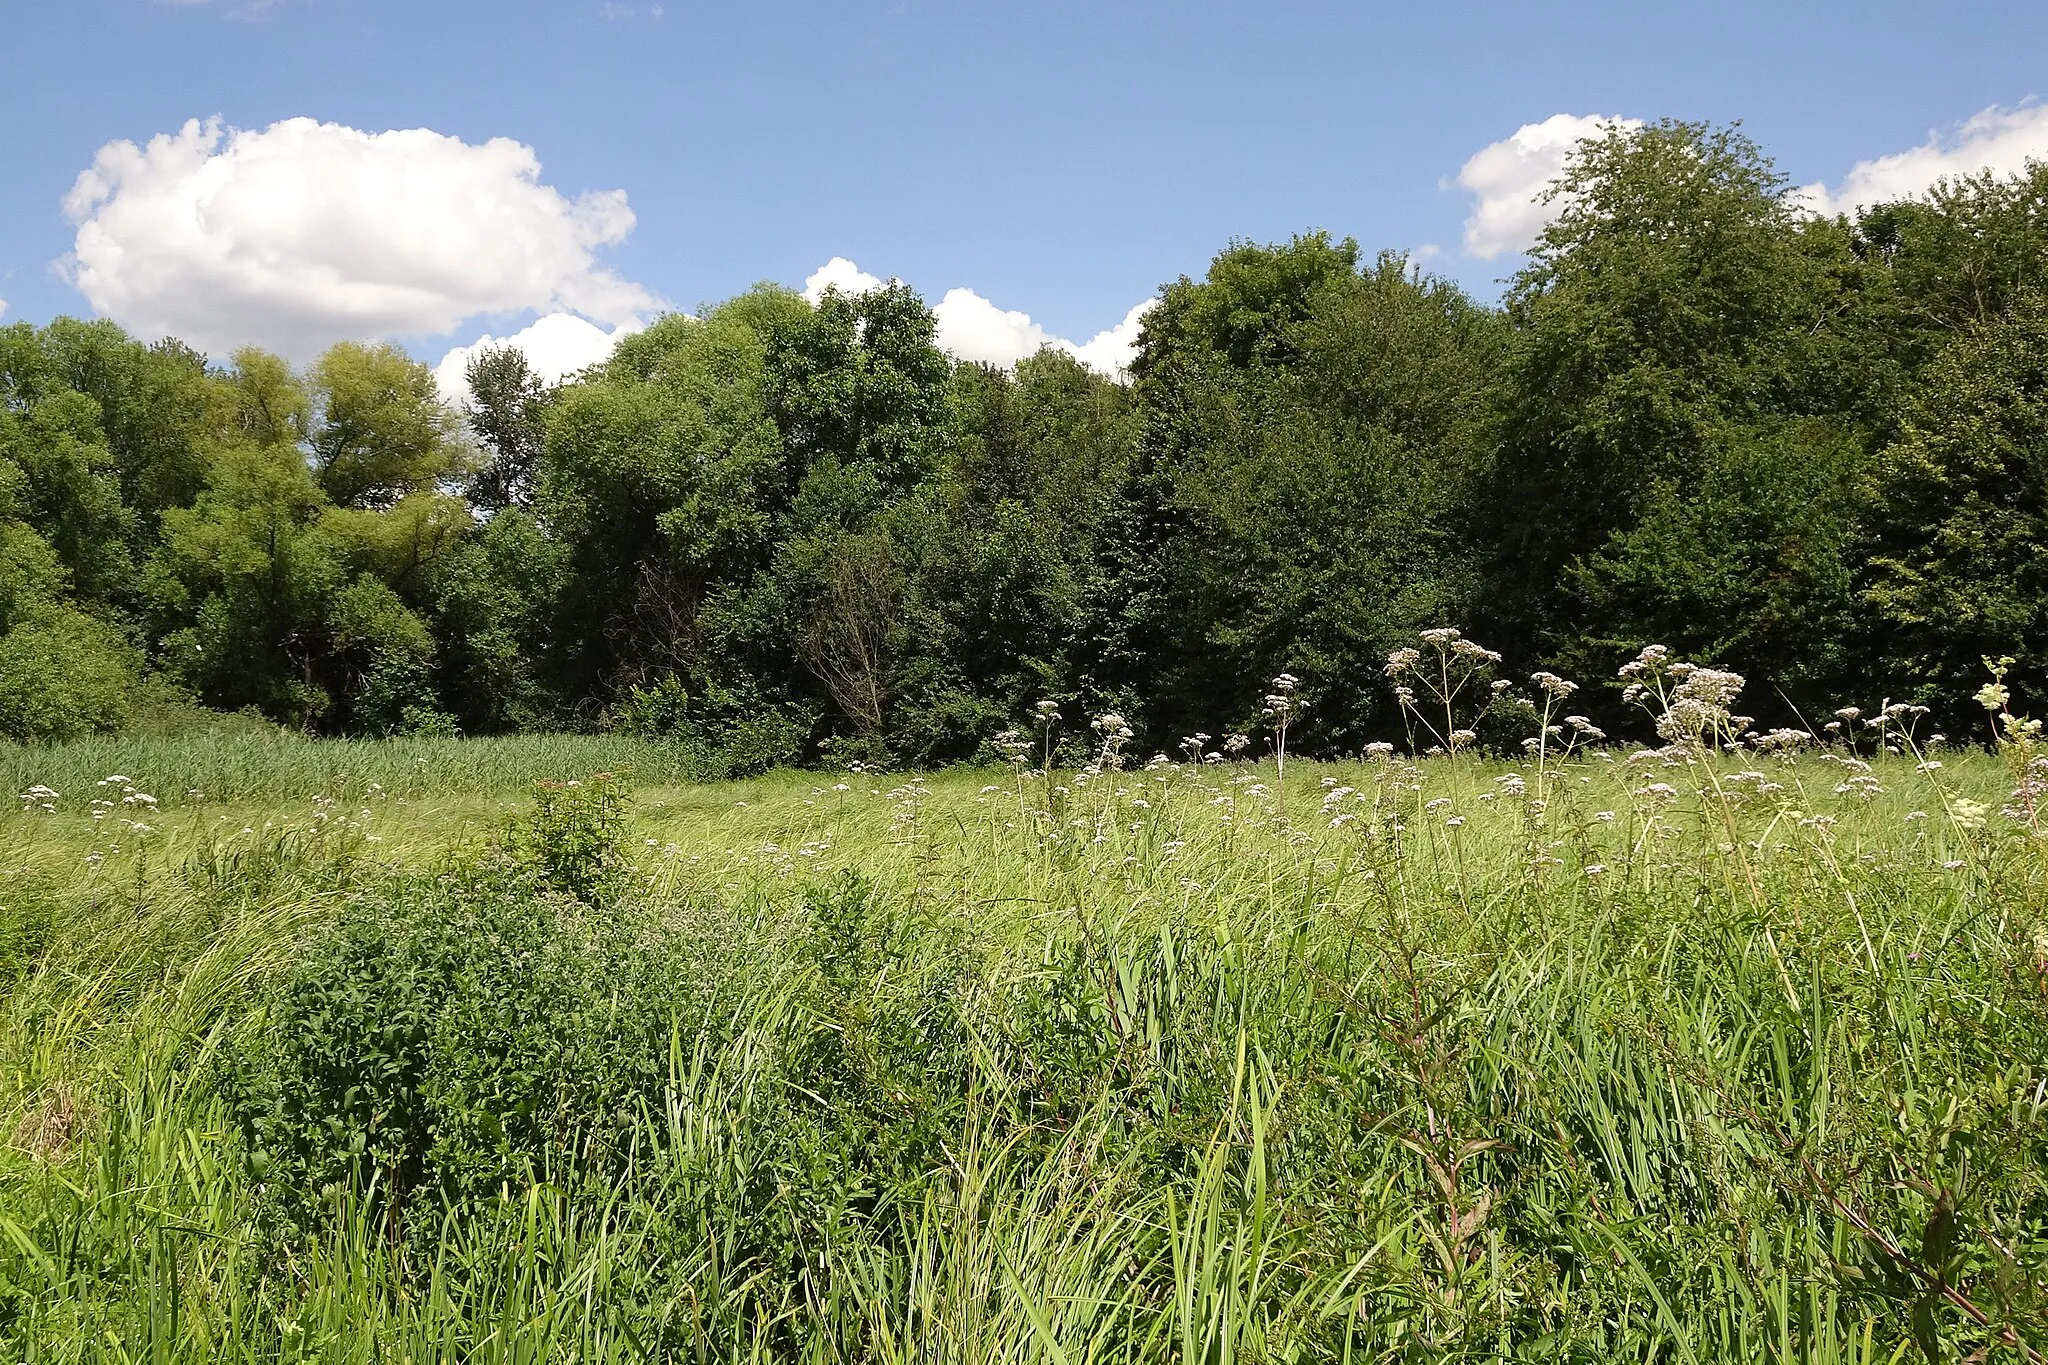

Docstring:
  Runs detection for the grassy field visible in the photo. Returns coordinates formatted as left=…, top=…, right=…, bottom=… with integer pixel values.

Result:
left=1, top=724, right=2045, bottom=1361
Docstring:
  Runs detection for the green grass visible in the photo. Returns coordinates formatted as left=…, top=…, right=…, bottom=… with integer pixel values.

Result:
left=1, top=736, right=2044, bottom=1361
left=0, top=729, right=711, bottom=805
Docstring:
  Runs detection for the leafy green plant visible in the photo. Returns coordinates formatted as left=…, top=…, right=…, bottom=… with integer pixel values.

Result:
left=512, top=771, right=628, bottom=905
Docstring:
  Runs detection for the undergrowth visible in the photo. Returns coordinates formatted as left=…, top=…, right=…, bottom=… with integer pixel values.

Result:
left=1, top=638, right=2045, bottom=1361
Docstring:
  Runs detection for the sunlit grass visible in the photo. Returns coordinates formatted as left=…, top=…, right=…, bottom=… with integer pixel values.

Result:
left=1, top=730, right=2043, bottom=1361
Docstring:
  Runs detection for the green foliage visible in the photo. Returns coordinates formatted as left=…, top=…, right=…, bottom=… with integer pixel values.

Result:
left=535, top=298, right=789, bottom=699
left=1863, top=291, right=2048, bottom=715
left=461, top=344, right=553, bottom=510
left=309, top=341, right=465, bottom=510
left=1128, top=249, right=1506, bottom=747
left=3, top=736, right=2045, bottom=1357
left=511, top=771, right=629, bottom=904
left=612, top=672, right=813, bottom=775
left=0, top=128, right=2043, bottom=758
left=0, top=520, right=69, bottom=635
left=229, top=869, right=693, bottom=1232
left=1561, top=417, right=1862, bottom=692
left=0, top=609, right=142, bottom=743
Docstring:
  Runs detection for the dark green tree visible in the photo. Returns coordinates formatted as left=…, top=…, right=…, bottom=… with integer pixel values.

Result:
left=1861, top=292, right=2048, bottom=722
left=1484, top=120, right=1866, bottom=709
left=463, top=345, right=553, bottom=511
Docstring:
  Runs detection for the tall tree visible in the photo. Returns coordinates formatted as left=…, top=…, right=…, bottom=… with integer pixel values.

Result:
left=1861, top=292, right=2048, bottom=721
left=1484, top=120, right=1865, bottom=704
left=310, top=342, right=465, bottom=509
left=463, top=345, right=552, bottom=511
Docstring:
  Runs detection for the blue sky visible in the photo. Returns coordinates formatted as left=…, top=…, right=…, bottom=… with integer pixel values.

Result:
left=5, top=0, right=2047, bottom=385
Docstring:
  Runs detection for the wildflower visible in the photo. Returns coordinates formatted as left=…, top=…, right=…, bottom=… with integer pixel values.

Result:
left=993, top=728, right=1032, bottom=764
left=1753, top=728, right=1813, bottom=754
left=1617, top=645, right=1669, bottom=679
left=1531, top=671, right=1578, bottom=699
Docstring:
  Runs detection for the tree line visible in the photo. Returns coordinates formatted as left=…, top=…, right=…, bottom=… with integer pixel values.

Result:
left=4, top=120, right=2046, bottom=762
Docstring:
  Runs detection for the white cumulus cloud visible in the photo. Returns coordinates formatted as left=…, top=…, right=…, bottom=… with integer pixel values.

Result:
left=1455, top=113, right=1641, bottom=259
left=805, top=258, right=1152, bottom=377
left=62, top=116, right=658, bottom=359
left=1798, top=102, right=2048, bottom=217
left=802, top=257, right=889, bottom=302
left=433, top=312, right=643, bottom=408
left=932, top=288, right=1061, bottom=367
left=1064, top=299, right=1156, bottom=377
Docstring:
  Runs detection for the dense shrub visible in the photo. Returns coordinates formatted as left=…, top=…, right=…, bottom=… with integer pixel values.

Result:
left=613, top=674, right=815, bottom=776
left=0, top=610, right=142, bottom=743
left=227, top=789, right=701, bottom=1228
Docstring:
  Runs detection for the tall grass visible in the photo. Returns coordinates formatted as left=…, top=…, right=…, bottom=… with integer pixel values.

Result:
left=0, top=730, right=711, bottom=807
left=1, top=721, right=2043, bottom=1360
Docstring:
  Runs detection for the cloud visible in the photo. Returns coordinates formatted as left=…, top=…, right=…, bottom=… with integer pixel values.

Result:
left=1798, top=102, right=2048, bottom=217
left=598, top=3, right=665, bottom=19
left=0, top=300, right=7, bottom=321
left=1063, top=299, right=1156, bottom=377
left=802, top=256, right=889, bottom=302
left=433, top=312, right=642, bottom=408
left=1455, top=113, right=1641, bottom=259
left=61, top=116, right=658, bottom=359
left=931, top=288, right=1061, bottom=367
left=803, top=257, right=1153, bottom=377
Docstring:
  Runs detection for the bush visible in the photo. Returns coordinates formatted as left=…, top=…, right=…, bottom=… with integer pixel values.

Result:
left=227, top=779, right=701, bottom=1231
left=0, top=610, right=142, bottom=743
left=512, top=771, right=630, bottom=905
left=613, top=674, right=813, bottom=777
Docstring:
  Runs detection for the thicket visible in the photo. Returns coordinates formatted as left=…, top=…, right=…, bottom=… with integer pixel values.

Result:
left=5, top=121, right=2048, bottom=760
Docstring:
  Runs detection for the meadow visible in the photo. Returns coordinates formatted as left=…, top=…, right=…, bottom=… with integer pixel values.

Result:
left=2, top=664, right=2046, bottom=1362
